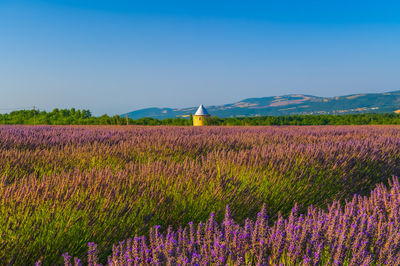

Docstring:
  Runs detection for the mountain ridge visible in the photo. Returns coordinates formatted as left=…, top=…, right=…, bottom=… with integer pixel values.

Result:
left=123, top=90, right=400, bottom=119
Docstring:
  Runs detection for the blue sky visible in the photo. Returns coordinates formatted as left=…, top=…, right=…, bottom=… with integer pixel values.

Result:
left=1, top=1, right=400, bottom=115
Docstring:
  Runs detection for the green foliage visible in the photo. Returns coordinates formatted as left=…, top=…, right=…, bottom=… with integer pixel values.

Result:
left=1, top=109, right=400, bottom=125
left=218, top=113, right=400, bottom=125
left=0, top=108, right=98, bottom=125
left=0, top=109, right=193, bottom=125
left=204, top=116, right=223, bottom=125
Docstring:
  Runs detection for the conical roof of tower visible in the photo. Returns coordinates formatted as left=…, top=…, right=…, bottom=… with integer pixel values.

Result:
left=194, top=105, right=209, bottom=116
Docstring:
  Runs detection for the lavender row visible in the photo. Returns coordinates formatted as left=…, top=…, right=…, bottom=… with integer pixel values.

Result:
left=54, top=176, right=400, bottom=265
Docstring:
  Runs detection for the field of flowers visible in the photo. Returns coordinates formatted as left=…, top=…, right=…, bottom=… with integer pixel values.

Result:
left=1, top=125, right=400, bottom=264
left=58, top=177, right=400, bottom=265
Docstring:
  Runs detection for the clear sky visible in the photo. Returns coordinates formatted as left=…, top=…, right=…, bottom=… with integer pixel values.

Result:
left=1, top=0, right=400, bottom=115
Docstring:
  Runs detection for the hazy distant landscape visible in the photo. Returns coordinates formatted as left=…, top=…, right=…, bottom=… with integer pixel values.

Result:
left=125, top=90, right=400, bottom=119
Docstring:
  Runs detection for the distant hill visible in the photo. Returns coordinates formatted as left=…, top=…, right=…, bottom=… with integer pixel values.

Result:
left=123, top=90, right=400, bottom=119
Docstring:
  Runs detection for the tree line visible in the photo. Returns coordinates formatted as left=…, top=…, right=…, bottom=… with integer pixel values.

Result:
left=1, top=108, right=400, bottom=125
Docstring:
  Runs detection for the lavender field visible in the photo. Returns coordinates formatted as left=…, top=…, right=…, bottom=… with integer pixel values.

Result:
left=1, top=125, right=400, bottom=265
